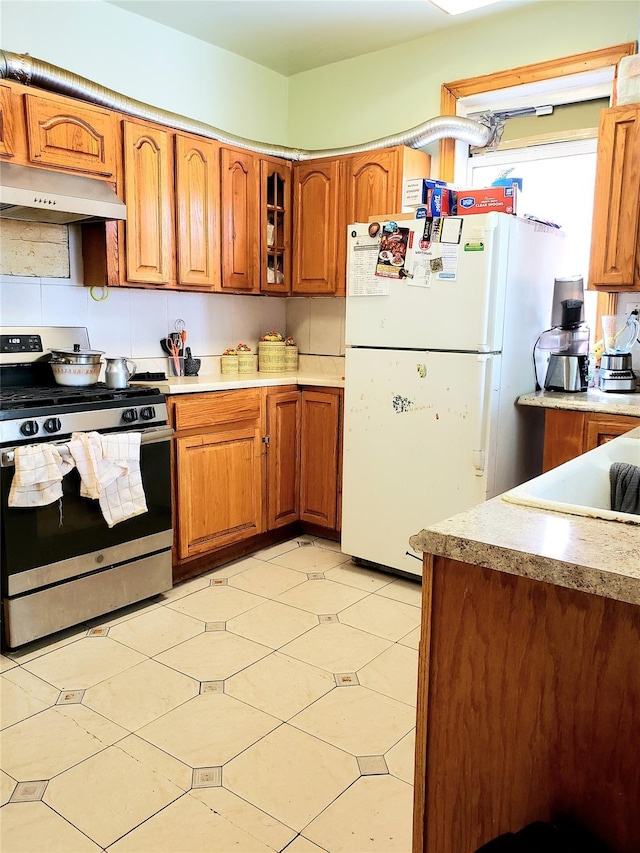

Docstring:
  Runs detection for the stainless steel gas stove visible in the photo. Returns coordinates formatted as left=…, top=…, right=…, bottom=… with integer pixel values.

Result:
left=0, top=326, right=173, bottom=648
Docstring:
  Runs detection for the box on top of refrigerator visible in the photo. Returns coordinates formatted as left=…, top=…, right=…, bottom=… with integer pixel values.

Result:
left=455, top=186, right=518, bottom=215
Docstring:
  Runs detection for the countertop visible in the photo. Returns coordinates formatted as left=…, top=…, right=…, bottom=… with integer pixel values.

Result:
left=518, top=388, right=640, bottom=417
left=132, top=370, right=345, bottom=395
left=410, top=427, right=640, bottom=607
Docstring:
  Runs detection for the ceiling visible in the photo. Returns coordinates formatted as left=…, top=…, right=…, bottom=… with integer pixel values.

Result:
left=105, top=0, right=538, bottom=77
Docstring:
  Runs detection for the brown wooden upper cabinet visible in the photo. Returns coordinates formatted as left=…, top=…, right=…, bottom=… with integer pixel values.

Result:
left=23, top=92, right=118, bottom=179
left=261, top=157, right=292, bottom=295
left=0, top=82, right=17, bottom=158
left=588, top=105, right=640, bottom=291
left=122, top=120, right=174, bottom=285
left=175, top=133, right=220, bottom=289
left=219, top=146, right=261, bottom=293
left=292, top=146, right=431, bottom=296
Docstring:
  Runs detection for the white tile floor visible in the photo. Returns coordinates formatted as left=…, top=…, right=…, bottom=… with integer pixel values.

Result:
left=0, top=536, right=421, bottom=853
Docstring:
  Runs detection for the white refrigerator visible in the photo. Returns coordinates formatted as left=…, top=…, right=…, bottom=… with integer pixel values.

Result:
left=341, top=212, right=566, bottom=577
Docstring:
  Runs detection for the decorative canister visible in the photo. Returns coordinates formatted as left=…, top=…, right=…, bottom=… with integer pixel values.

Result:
left=238, top=353, right=254, bottom=374
left=258, top=341, right=286, bottom=372
left=284, top=346, right=298, bottom=372
left=220, top=354, right=239, bottom=374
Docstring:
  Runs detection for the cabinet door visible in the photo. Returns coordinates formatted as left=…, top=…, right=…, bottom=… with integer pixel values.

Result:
left=261, top=157, right=291, bottom=295
left=0, top=83, right=16, bottom=158
left=175, top=426, right=263, bottom=558
left=292, top=159, right=340, bottom=294
left=266, top=389, right=301, bottom=529
left=175, top=133, right=220, bottom=288
left=584, top=413, right=640, bottom=451
left=24, top=92, right=117, bottom=178
left=122, top=120, right=174, bottom=284
left=542, top=409, right=586, bottom=471
left=220, top=146, right=260, bottom=292
left=589, top=105, right=640, bottom=290
left=335, top=149, right=401, bottom=296
left=300, top=388, right=342, bottom=529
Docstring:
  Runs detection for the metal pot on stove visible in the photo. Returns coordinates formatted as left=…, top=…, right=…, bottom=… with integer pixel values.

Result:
left=48, top=343, right=104, bottom=386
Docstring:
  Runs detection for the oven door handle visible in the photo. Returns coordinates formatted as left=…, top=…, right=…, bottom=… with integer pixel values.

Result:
left=1, top=425, right=174, bottom=467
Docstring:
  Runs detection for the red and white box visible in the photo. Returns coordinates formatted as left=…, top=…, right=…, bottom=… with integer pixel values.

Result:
left=455, top=186, right=517, bottom=215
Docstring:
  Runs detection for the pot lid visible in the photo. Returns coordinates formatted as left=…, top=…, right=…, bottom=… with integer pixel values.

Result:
left=49, top=346, right=105, bottom=357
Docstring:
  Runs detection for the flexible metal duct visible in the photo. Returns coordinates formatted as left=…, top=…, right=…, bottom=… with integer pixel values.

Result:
left=0, top=50, right=495, bottom=158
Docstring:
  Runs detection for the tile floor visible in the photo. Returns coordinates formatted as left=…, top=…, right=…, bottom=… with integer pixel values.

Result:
left=0, top=536, right=422, bottom=853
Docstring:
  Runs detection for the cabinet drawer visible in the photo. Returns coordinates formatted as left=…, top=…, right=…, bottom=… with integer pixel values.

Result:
left=171, top=389, right=262, bottom=432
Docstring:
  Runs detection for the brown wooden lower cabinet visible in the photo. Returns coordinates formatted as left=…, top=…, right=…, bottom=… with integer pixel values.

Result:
left=413, top=554, right=640, bottom=853
left=542, top=408, right=640, bottom=471
left=170, top=385, right=343, bottom=579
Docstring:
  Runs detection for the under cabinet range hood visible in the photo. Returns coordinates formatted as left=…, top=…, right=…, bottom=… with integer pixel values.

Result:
left=0, top=162, right=126, bottom=224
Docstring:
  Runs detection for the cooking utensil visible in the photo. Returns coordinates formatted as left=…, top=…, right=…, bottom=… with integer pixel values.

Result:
left=49, top=343, right=104, bottom=386
left=105, top=357, right=137, bottom=390
left=165, top=335, right=182, bottom=376
left=50, top=362, right=101, bottom=386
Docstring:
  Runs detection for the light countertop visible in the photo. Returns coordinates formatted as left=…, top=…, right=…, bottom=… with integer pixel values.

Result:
left=410, top=427, right=640, bottom=607
left=518, top=388, right=640, bottom=417
left=132, top=370, right=344, bottom=395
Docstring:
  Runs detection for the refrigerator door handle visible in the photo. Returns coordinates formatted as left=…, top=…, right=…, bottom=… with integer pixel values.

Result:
left=472, top=355, right=493, bottom=476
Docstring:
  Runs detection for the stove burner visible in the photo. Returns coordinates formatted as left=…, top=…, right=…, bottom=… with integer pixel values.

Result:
left=0, top=383, right=161, bottom=412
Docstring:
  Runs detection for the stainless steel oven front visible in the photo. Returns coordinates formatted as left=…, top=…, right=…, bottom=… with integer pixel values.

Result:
left=1, top=424, right=173, bottom=648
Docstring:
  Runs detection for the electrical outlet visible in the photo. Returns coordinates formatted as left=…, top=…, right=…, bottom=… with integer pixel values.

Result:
left=625, top=302, right=640, bottom=315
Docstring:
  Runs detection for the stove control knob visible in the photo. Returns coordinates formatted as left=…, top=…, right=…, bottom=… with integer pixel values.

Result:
left=20, top=420, right=40, bottom=437
left=43, top=417, right=62, bottom=434
left=140, top=406, right=155, bottom=421
left=122, top=408, right=138, bottom=423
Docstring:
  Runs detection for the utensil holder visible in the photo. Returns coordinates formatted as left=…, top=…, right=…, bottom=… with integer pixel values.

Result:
left=168, top=356, right=185, bottom=377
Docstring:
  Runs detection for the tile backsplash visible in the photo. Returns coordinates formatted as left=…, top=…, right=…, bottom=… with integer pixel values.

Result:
left=0, top=223, right=346, bottom=360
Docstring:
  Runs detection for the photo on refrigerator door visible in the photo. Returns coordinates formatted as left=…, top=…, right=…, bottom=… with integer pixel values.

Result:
left=376, top=226, right=410, bottom=278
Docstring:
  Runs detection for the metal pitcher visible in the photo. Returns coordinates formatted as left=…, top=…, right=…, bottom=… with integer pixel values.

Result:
left=105, top=357, right=137, bottom=389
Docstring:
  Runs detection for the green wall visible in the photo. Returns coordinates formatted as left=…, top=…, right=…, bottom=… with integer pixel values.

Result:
left=0, top=0, right=289, bottom=143
left=288, top=1, right=639, bottom=150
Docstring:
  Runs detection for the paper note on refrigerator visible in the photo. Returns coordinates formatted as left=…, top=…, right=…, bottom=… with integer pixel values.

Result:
left=348, top=234, right=390, bottom=296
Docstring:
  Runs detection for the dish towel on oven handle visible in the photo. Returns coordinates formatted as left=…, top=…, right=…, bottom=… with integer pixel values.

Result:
left=67, top=431, right=148, bottom=527
left=8, top=443, right=74, bottom=507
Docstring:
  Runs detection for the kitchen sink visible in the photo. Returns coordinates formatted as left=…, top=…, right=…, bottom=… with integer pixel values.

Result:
left=502, top=429, right=640, bottom=524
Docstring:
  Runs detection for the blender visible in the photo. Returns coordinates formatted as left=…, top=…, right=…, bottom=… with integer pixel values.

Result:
left=598, top=313, right=639, bottom=392
left=535, top=276, right=590, bottom=393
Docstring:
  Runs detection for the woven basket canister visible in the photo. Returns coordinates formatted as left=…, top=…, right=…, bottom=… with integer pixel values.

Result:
left=238, top=352, right=255, bottom=374
left=220, top=354, right=239, bottom=374
left=258, top=341, right=285, bottom=372
left=284, top=346, right=298, bottom=372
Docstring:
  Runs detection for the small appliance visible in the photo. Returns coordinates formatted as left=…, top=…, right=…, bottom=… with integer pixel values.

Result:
left=535, top=276, right=589, bottom=393
left=598, top=313, right=639, bottom=393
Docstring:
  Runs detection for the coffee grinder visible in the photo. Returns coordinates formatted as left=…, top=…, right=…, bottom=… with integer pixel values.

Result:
left=535, top=276, right=589, bottom=393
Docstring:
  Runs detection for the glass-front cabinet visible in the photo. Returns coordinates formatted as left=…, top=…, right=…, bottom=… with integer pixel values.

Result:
left=261, top=157, right=291, bottom=294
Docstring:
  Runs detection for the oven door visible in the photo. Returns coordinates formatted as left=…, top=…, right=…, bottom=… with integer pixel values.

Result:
left=1, top=425, right=173, bottom=621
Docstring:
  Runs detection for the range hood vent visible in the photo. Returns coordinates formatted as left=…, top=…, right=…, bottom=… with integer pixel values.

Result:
left=0, top=162, right=126, bottom=224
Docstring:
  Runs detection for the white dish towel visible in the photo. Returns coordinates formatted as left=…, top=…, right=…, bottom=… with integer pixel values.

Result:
left=67, top=431, right=148, bottom=527
left=8, top=443, right=74, bottom=507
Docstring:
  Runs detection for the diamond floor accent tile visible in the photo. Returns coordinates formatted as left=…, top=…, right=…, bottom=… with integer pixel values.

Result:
left=307, top=572, right=325, bottom=580
left=205, top=621, right=226, bottom=631
left=210, top=578, right=228, bottom=586
left=87, top=627, right=109, bottom=637
left=318, top=614, right=339, bottom=624
left=335, top=672, right=360, bottom=686
left=357, top=755, right=389, bottom=776
left=192, top=766, right=222, bottom=788
left=56, top=689, right=85, bottom=704
left=9, top=780, right=48, bottom=802
left=200, top=681, right=224, bottom=694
